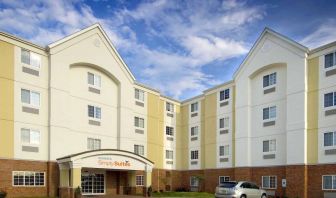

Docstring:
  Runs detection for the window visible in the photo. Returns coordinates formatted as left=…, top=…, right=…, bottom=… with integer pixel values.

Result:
left=263, top=106, right=276, bottom=120
left=219, top=176, right=230, bottom=184
left=134, top=145, right=144, bottom=156
left=21, top=89, right=40, bottom=107
left=88, top=105, right=101, bottom=119
left=190, top=176, right=199, bottom=187
left=219, top=117, right=229, bottom=129
left=324, top=92, right=336, bottom=108
left=135, top=88, right=144, bottom=101
left=87, top=138, right=101, bottom=150
left=323, top=175, right=336, bottom=190
left=191, top=126, right=199, bottom=137
left=263, top=72, right=277, bottom=88
left=88, top=72, right=101, bottom=88
left=13, top=171, right=45, bottom=186
left=166, top=150, right=173, bottom=159
left=325, top=52, right=336, bottom=68
left=166, top=102, right=174, bottom=112
left=219, top=145, right=230, bottom=156
left=191, top=102, right=198, bottom=112
left=81, top=173, right=104, bottom=194
left=262, top=176, right=277, bottom=189
left=134, top=117, right=144, bottom=128
left=136, top=175, right=144, bottom=186
left=324, top=132, right=336, bottom=147
left=166, top=126, right=174, bottom=136
left=220, top=89, right=230, bottom=101
left=263, top=139, right=276, bottom=152
left=191, top=150, right=199, bottom=160
left=21, top=49, right=41, bottom=69
left=21, top=128, right=40, bottom=145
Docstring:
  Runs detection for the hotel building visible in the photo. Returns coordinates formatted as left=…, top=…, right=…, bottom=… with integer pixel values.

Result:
left=0, top=24, right=335, bottom=198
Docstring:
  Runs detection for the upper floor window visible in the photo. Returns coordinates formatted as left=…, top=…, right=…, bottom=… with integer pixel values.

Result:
left=135, top=88, right=144, bottom=101
left=166, top=150, right=173, bottom=159
left=134, top=144, right=144, bottom=156
left=21, top=89, right=40, bottom=107
left=21, top=128, right=40, bottom=145
left=219, top=89, right=230, bottom=101
left=88, top=72, right=101, bottom=88
left=325, top=52, right=336, bottom=68
left=324, top=132, right=336, bottom=147
left=323, top=175, right=336, bottom=190
left=166, top=126, right=174, bottom=136
left=324, top=92, right=336, bottom=108
left=262, top=176, right=277, bottom=189
left=87, top=138, right=101, bottom=150
left=88, top=105, right=101, bottom=119
left=263, top=106, right=276, bottom=120
left=263, top=72, right=277, bottom=88
left=166, top=102, right=174, bottom=112
left=263, top=139, right=276, bottom=153
left=134, top=117, right=144, bottom=128
left=219, top=145, right=229, bottom=157
left=191, top=102, right=198, bottom=112
left=191, top=126, right=199, bottom=137
left=21, top=49, right=41, bottom=69
left=191, top=150, right=199, bottom=160
left=219, top=117, right=230, bottom=129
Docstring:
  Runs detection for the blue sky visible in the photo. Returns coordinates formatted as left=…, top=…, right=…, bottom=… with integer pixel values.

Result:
left=1, top=0, right=336, bottom=100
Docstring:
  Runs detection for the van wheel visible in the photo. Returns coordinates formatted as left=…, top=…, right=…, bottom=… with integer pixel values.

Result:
left=261, top=194, right=267, bottom=198
left=240, top=195, right=246, bottom=198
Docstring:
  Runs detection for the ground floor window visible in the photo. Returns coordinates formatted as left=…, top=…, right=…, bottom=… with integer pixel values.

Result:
left=262, top=176, right=277, bottom=189
left=13, top=171, right=45, bottom=186
left=136, top=175, right=144, bottom=186
left=323, top=175, right=336, bottom=190
left=190, top=176, right=199, bottom=187
left=219, top=176, right=230, bottom=184
left=81, top=173, right=105, bottom=194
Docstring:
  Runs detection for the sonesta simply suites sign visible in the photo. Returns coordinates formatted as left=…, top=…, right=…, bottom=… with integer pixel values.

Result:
left=80, top=155, right=147, bottom=170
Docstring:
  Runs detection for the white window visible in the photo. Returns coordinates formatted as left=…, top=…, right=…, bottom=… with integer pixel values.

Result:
left=324, top=92, right=336, bottom=108
left=263, top=72, right=277, bottom=88
left=21, top=48, right=41, bottom=69
left=21, top=128, right=40, bottom=145
left=324, top=132, right=336, bottom=147
left=166, top=126, right=174, bottom=136
left=134, top=144, right=144, bottom=156
left=21, top=89, right=40, bottom=107
left=219, top=176, right=230, bottom=184
left=325, top=52, right=336, bottom=68
left=263, top=106, right=276, bottom=120
left=191, top=126, right=199, bottom=137
left=87, top=138, right=101, bottom=150
left=166, top=102, right=174, bottom=112
left=191, top=102, right=198, bottom=112
left=262, top=176, right=277, bottom=189
left=219, top=145, right=230, bottom=157
left=263, top=139, right=276, bottom=153
left=219, top=117, right=229, bottom=129
left=13, top=171, right=45, bottom=186
left=134, top=117, right=144, bottom=128
left=135, top=88, right=144, bottom=101
left=190, top=176, right=199, bottom=187
left=88, top=105, right=101, bottom=119
left=81, top=173, right=104, bottom=194
left=136, top=175, right=144, bottom=186
left=191, top=150, right=199, bottom=160
left=88, top=72, right=101, bottom=88
left=323, top=175, right=336, bottom=190
left=219, top=89, right=230, bottom=101
left=166, top=150, right=173, bottom=160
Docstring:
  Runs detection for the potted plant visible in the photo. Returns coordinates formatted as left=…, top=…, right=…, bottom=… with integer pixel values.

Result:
left=74, top=186, right=82, bottom=198
left=0, top=190, right=7, bottom=198
left=147, top=186, right=153, bottom=197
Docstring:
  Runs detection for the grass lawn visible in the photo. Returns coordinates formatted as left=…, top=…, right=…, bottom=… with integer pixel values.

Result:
left=152, top=192, right=215, bottom=197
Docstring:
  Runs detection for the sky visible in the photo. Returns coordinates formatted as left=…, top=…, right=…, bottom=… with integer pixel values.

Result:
left=1, top=0, right=336, bottom=100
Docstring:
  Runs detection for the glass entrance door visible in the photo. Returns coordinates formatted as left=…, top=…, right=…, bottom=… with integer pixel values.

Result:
left=81, top=172, right=105, bottom=195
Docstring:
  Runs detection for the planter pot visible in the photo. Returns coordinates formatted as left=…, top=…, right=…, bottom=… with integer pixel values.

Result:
left=0, top=192, right=7, bottom=198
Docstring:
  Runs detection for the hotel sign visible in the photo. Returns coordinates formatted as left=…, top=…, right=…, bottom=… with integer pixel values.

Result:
left=80, top=155, right=147, bottom=170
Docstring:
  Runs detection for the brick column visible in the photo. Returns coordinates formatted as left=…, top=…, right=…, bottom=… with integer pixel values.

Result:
left=286, top=165, right=307, bottom=198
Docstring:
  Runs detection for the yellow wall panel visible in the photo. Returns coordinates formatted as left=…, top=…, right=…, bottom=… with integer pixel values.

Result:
left=204, top=93, right=217, bottom=169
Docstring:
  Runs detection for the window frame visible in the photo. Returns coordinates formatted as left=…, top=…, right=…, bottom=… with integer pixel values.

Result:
left=166, top=126, right=174, bottom=136
left=323, top=131, right=336, bottom=147
left=191, top=102, right=198, bottom=113
left=324, top=92, right=336, bottom=108
left=166, top=102, right=174, bottom=112
left=134, top=117, right=145, bottom=128
left=87, top=138, right=101, bottom=150
left=88, top=105, right=101, bottom=120
left=263, top=72, right=277, bottom=88
left=219, top=117, right=230, bottom=129
left=218, top=176, right=230, bottom=184
left=21, top=89, right=40, bottom=107
left=190, top=126, right=199, bottom=137
left=135, top=88, right=145, bottom=101
left=87, top=72, right=101, bottom=88
left=165, top=150, right=174, bottom=160
left=263, top=139, right=276, bottom=153
left=134, top=144, right=144, bottom=156
left=190, top=176, right=199, bottom=187
left=219, top=89, right=230, bottom=101
left=12, top=171, right=45, bottom=187
left=190, top=150, right=199, bottom=160
left=136, top=175, right=144, bottom=186
left=21, top=128, right=40, bottom=145
left=262, top=175, right=277, bottom=189
left=322, top=175, right=336, bottom=190
left=21, top=48, right=41, bottom=69
left=219, top=145, right=230, bottom=157
left=263, top=106, right=277, bottom=121
left=324, top=52, right=336, bottom=69
left=81, top=172, right=105, bottom=195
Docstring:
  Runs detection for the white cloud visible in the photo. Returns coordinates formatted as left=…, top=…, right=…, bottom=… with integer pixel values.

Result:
left=301, top=19, right=336, bottom=49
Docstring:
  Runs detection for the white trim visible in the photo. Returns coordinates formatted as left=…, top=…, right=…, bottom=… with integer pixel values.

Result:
left=12, top=171, right=46, bottom=187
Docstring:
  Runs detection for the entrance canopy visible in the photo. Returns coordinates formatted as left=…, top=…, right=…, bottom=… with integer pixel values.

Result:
left=57, top=149, right=154, bottom=171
